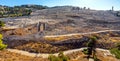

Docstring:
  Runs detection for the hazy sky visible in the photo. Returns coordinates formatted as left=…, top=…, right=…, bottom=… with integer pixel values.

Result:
left=0, top=0, right=120, bottom=10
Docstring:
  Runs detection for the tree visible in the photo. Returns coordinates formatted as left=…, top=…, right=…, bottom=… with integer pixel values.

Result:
left=0, top=34, right=7, bottom=50
left=0, top=21, right=7, bottom=50
left=86, top=36, right=97, bottom=58
left=82, top=36, right=98, bottom=60
left=116, top=11, right=120, bottom=17
left=0, top=4, right=48, bottom=18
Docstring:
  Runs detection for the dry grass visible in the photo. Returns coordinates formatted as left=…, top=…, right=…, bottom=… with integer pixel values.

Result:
left=0, top=50, right=49, bottom=61
left=67, top=50, right=119, bottom=61
left=109, top=37, right=120, bottom=42
left=44, top=36, right=68, bottom=41
left=1, top=49, right=119, bottom=61
left=14, top=42, right=69, bottom=53
left=44, top=35, right=82, bottom=42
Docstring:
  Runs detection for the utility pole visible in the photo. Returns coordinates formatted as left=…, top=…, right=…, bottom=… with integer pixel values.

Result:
left=112, top=6, right=114, bottom=11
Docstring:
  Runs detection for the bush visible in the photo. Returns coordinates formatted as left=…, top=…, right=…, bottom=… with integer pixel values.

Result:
left=90, top=36, right=97, bottom=41
left=0, top=34, right=7, bottom=50
left=87, top=36, right=97, bottom=47
left=93, top=55, right=101, bottom=61
left=82, top=49, right=89, bottom=55
left=48, top=55, right=61, bottom=61
left=48, top=52, right=69, bottom=61
left=58, top=52, right=69, bottom=61
left=116, top=43, right=120, bottom=50
left=110, top=48, right=120, bottom=59
left=0, top=21, right=5, bottom=27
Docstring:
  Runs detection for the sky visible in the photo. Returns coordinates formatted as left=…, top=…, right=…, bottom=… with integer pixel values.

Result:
left=0, top=0, right=120, bottom=10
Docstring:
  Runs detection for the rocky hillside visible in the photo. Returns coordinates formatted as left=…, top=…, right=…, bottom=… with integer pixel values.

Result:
left=1, top=6, right=120, bottom=61
left=1, top=6, right=120, bottom=35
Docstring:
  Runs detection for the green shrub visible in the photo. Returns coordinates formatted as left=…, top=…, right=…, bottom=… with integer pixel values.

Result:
left=0, top=34, right=2, bottom=39
left=0, top=43, right=7, bottom=50
left=48, top=52, right=69, bottom=61
left=0, top=34, right=7, bottom=50
left=48, top=55, right=61, bottom=61
left=0, top=21, right=5, bottom=27
left=116, top=43, right=120, bottom=50
left=93, top=55, right=101, bottom=61
left=87, top=36, right=97, bottom=47
left=110, top=48, right=120, bottom=59
left=90, top=36, right=97, bottom=41
left=58, top=52, right=69, bottom=61
left=82, top=49, right=89, bottom=55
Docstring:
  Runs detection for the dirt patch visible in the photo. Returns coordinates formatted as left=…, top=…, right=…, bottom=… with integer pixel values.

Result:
left=67, top=50, right=119, bottom=61
left=0, top=50, right=49, bottom=61
left=14, top=42, right=69, bottom=53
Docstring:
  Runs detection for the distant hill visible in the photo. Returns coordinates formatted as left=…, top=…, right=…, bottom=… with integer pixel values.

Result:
left=0, top=5, right=48, bottom=18
left=18, top=4, right=48, bottom=10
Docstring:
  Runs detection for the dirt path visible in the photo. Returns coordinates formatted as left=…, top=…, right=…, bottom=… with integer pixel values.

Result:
left=7, top=48, right=85, bottom=58
left=4, top=30, right=120, bottom=42
left=7, top=48, right=111, bottom=58
left=44, top=30, right=120, bottom=38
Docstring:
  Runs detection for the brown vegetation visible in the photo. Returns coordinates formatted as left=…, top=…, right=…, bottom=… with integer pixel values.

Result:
left=67, top=50, right=119, bottom=61
left=0, top=50, right=49, bottom=61
left=14, top=42, right=69, bottom=53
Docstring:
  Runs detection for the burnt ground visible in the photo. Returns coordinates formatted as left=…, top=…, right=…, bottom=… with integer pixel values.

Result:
left=1, top=6, right=120, bottom=36
left=2, top=31, right=120, bottom=53
left=0, top=6, right=120, bottom=61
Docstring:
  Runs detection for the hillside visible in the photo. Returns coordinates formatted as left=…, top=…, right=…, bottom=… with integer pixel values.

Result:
left=0, top=6, right=120, bottom=61
left=1, top=6, right=120, bottom=36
